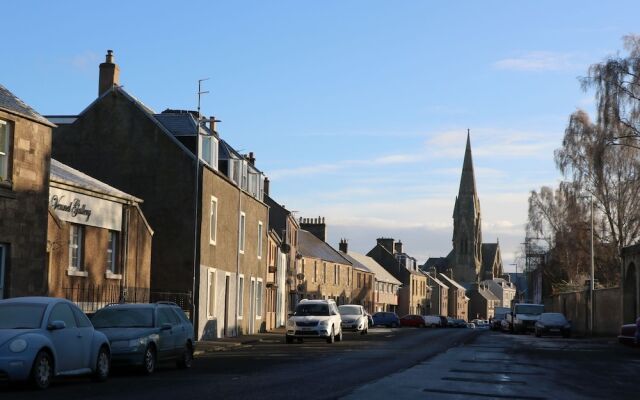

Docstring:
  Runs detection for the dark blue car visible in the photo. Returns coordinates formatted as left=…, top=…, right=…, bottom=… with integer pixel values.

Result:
left=372, top=312, right=400, bottom=328
left=91, top=302, right=194, bottom=374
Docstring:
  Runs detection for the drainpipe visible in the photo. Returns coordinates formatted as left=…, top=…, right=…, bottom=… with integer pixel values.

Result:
left=235, top=186, right=242, bottom=337
left=120, top=204, right=130, bottom=302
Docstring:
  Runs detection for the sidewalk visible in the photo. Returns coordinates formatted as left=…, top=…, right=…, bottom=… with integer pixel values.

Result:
left=195, top=327, right=286, bottom=355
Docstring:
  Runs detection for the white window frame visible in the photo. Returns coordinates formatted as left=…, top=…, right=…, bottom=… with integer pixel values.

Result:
left=105, top=230, right=122, bottom=279
left=199, top=135, right=219, bottom=170
left=257, top=221, right=263, bottom=259
left=0, top=120, right=11, bottom=183
left=67, top=224, right=87, bottom=276
left=239, top=212, right=246, bottom=254
left=256, top=278, right=263, bottom=319
left=209, top=196, right=218, bottom=245
left=207, top=268, right=216, bottom=319
left=238, top=274, right=244, bottom=319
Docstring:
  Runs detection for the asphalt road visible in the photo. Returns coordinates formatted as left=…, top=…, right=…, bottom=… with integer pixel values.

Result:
left=2, top=328, right=639, bottom=400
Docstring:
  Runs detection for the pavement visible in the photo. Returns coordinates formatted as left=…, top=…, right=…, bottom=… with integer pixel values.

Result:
left=194, top=327, right=287, bottom=354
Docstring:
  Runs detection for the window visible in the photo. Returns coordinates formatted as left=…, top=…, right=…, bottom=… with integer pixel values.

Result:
left=207, top=268, right=216, bottom=319
left=0, top=120, right=11, bottom=183
left=334, top=265, right=339, bottom=284
left=238, top=275, right=244, bottom=318
left=257, top=221, right=263, bottom=259
left=241, top=161, right=248, bottom=190
left=347, top=268, right=350, bottom=286
left=158, top=307, right=179, bottom=326
left=106, top=231, right=118, bottom=273
left=200, top=135, right=219, bottom=170
left=323, top=263, right=327, bottom=284
left=301, top=259, right=305, bottom=277
left=256, top=279, right=263, bottom=318
left=210, top=196, right=218, bottom=245
left=49, top=303, right=77, bottom=328
left=69, top=224, right=84, bottom=271
left=313, top=261, right=317, bottom=283
left=239, top=212, right=246, bottom=254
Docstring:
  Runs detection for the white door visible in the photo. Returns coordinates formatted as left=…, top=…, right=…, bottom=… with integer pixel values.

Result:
left=249, top=278, right=256, bottom=334
left=0, top=244, right=5, bottom=299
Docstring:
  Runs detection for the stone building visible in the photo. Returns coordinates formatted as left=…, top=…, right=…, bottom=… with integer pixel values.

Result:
left=48, top=51, right=268, bottom=339
left=338, top=240, right=400, bottom=313
left=467, top=282, right=499, bottom=320
left=438, top=272, right=468, bottom=320
left=482, top=277, right=516, bottom=308
left=423, top=269, right=449, bottom=316
left=367, top=238, right=429, bottom=316
left=338, top=240, right=375, bottom=312
left=297, top=220, right=353, bottom=305
left=47, top=159, right=153, bottom=310
left=621, top=244, right=640, bottom=325
left=0, top=84, right=54, bottom=299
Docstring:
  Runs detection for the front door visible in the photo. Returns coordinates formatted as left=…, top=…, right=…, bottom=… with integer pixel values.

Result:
left=0, top=244, right=6, bottom=299
left=249, top=278, right=256, bottom=334
left=224, top=275, right=230, bottom=336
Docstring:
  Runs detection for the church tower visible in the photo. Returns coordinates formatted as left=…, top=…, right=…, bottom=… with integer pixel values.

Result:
left=450, top=131, right=483, bottom=283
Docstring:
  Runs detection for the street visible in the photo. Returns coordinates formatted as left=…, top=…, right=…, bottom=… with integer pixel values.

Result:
left=1, top=328, right=639, bottom=400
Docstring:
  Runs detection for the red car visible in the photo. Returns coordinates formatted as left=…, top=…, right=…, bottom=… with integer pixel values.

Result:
left=618, top=318, right=639, bottom=346
left=400, top=314, right=426, bottom=328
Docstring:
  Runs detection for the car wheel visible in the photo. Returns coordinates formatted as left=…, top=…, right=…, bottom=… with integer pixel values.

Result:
left=285, top=335, right=294, bottom=344
left=30, top=350, right=53, bottom=390
left=326, top=326, right=335, bottom=344
left=391, top=322, right=398, bottom=328
left=93, top=346, right=110, bottom=381
left=141, top=345, right=156, bottom=375
left=177, top=342, right=193, bottom=369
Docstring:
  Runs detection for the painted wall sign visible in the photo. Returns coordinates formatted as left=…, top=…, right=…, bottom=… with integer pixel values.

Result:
left=49, top=187, right=122, bottom=231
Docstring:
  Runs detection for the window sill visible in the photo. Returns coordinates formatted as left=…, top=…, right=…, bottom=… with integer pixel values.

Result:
left=105, top=271, right=122, bottom=280
left=67, top=269, right=88, bottom=277
left=0, top=185, right=16, bottom=199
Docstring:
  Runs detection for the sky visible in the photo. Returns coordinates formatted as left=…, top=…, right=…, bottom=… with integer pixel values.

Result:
left=3, top=1, right=640, bottom=271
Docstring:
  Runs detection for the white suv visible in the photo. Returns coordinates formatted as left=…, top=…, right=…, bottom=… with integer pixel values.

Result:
left=286, top=299, right=343, bottom=344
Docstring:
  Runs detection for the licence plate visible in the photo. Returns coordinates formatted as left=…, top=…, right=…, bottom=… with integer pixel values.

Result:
left=550, top=329, right=560, bottom=332
left=300, top=327, right=312, bottom=331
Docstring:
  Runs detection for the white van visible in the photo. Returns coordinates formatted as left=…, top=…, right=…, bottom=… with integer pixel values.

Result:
left=423, top=315, right=443, bottom=327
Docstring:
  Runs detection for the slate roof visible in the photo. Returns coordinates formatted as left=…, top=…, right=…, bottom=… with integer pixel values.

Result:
left=424, top=272, right=448, bottom=289
left=0, top=84, right=54, bottom=127
left=438, top=273, right=466, bottom=291
left=50, top=159, right=141, bottom=203
left=422, top=257, right=450, bottom=272
left=298, top=230, right=352, bottom=265
left=478, top=286, right=500, bottom=301
left=342, top=251, right=401, bottom=285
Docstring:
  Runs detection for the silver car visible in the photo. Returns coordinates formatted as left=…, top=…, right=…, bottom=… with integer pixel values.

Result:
left=0, top=297, right=111, bottom=389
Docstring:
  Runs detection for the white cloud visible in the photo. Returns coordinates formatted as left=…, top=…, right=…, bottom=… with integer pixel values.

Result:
left=493, top=51, right=579, bottom=72
left=69, top=51, right=100, bottom=71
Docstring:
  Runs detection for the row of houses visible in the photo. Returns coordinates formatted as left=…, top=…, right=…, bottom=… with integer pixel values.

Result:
left=0, top=51, right=512, bottom=340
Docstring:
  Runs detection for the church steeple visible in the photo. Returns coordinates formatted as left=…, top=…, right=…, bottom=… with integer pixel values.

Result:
left=458, top=130, right=477, bottom=197
left=450, top=130, right=483, bottom=283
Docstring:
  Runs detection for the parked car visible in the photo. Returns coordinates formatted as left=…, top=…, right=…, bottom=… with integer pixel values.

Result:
left=452, top=319, right=467, bottom=328
left=338, top=305, right=369, bottom=335
left=400, top=315, right=426, bottom=328
left=534, top=312, right=572, bottom=338
left=366, top=312, right=374, bottom=328
left=472, top=319, right=490, bottom=329
left=372, top=312, right=400, bottom=328
left=466, top=322, right=476, bottom=329
left=423, top=315, right=443, bottom=327
left=446, top=316, right=455, bottom=327
left=286, top=299, right=342, bottom=344
left=507, top=303, right=545, bottom=334
left=0, top=297, right=111, bottom=389
left=439, top=316, right=448, bottom=327
left=91, top=302, right=194, bottom=374
left=618, top=317, right=639, bottom=346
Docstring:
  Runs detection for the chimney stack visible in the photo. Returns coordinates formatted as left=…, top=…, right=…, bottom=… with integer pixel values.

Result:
left=246, top=152, right=256, bottom=166
left=376, top=238, right=395, bottom=254
left=339, top=239, right=348, bottom=253
left=300, top=216, right=327, bottom=242
left=209, top=116, right=220, bottom=135
left=99, top=50, right=120, bottom=96
left=263, top=177, right=270, bottom=196
left=394, top=240, right=403, bottom=254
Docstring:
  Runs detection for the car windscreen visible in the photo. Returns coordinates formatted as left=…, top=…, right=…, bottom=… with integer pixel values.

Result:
left=338, top=306, right=361, bottom=315
left=540, top=313, right=567, bottom=324
left=0, top=303, right=47, bottom=329
left=515, top=305, right=544, bottom=315
left=294, top=304, right=329, bottom=316
left=91, top=308, right=154, bottom=328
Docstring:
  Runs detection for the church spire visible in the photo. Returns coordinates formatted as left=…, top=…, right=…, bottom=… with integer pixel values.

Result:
left=458, top=129, right=477, bottom=197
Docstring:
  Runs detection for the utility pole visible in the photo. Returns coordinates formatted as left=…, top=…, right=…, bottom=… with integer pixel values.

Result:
left=589, top=195, right=594, bottom=337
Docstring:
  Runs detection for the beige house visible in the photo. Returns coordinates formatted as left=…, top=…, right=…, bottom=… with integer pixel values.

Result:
left=438, top=272, right=468, bottom=320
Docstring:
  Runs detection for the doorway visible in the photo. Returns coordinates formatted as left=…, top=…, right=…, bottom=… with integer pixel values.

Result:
left=249, top=278, right=256, bottom=334
left=224, top=275, right=230, bottom=337
left=0, top=244, right=6, bottom=299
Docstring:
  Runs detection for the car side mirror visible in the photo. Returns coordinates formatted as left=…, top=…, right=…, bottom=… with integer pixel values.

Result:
left=161, top=323, right=172, bottom=331
left=288, top=312, right=294, bottom=318
left=47, top=320, right=66, bottom=330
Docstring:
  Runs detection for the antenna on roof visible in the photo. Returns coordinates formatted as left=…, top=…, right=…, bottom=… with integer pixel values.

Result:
left=197, top=78, right=210, bottom=120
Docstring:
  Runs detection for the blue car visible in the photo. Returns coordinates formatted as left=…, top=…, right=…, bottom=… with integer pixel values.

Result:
left=0, top=297, right=111, bottom=389
left=91, top=302, right=194, bottom=374
left=372, top=311, right=400, bottom=328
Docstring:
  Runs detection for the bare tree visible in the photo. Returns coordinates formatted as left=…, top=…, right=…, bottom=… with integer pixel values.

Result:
left=583, top=35, right=640, bottom=147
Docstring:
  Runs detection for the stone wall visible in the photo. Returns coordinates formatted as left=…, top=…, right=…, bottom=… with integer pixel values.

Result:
left=546, top=287, right=622, bottom=336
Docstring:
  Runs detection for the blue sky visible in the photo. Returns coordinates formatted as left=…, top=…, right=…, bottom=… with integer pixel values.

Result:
left=3, top=1, right=639, bottom=270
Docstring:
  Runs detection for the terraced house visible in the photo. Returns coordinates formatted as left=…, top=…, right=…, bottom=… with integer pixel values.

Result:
left=297, top=218, right=353, bottom=305
left=48, top=51, right=268, bottom=339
